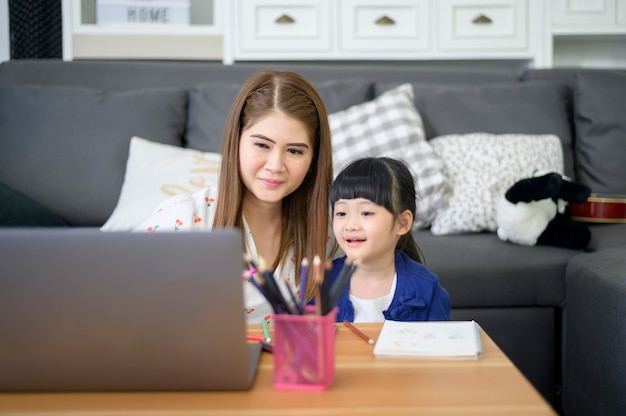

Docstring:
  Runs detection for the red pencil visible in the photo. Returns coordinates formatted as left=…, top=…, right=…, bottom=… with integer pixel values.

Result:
left=246, top=334, right=265, bottom=342
left=343, top=320, right=375, bottom=345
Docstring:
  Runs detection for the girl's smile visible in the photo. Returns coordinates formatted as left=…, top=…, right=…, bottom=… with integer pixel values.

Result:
left=344, top=236, right=366, bottom=247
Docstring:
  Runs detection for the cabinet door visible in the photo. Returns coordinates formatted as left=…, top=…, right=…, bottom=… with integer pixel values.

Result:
left=552, top=0, right=616, bottom=26
left=437, top=0, right=528, bottom=51
left=618, top=0, right=626, bottom=25
left=237, top=0, right=331, bottom=53
left=339, top=0, right=430, bottom=52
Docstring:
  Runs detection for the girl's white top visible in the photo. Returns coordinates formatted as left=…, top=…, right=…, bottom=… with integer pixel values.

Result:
left=134, top=186, right=298, bottom=324
left=349, top=274, right=397, bottom=323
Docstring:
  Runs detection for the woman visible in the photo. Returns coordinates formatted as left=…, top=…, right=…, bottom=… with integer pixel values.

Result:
left=135, top=70, right=333, bottom=323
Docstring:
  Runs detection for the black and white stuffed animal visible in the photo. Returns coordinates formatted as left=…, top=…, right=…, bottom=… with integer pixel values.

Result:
left=496, top=172, right=592, bottom=250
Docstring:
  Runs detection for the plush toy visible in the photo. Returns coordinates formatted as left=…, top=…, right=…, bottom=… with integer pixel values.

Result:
left=496, top=172, right=592, bottom=249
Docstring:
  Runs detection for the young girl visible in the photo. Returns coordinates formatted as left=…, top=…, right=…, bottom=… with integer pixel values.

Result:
left=330, top=157, right=450, bottom=322
left=135, top=70, right=334, bottom=323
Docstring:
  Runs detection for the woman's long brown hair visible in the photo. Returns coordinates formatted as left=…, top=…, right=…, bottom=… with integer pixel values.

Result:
left=213, top=70, right=333, bottom=301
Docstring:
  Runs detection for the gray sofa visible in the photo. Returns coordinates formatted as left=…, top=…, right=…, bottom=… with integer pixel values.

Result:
left=1, top=60, right=625, bottom=415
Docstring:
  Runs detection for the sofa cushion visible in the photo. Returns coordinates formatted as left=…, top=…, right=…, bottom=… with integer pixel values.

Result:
left=574, top=70, right=626, bottom=195
left=101, top=137, right=221, bottom=232
left=375, top=81, right=574, bottom=179
left=0, top=181, right=68, bottom=227
left=186, top=79, right=373, bottom=153
left=0, top=85, right=187, bottom=226
left=329, top=83, right=448, bottom=229
left=415, top=230, right=569, bottom=308
left=429, top=133, right=564, bottom=235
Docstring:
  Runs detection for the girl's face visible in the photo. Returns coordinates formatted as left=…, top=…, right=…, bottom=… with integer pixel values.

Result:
left=333, top=198, right=411, bottom=265
left=239, top=112, right=313, bottom=207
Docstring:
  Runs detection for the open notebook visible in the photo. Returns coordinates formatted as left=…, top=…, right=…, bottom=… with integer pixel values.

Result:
left=0, top=228, right=261, bottom=392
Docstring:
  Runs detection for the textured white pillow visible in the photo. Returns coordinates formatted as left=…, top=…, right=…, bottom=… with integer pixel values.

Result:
left=329, top=83, right=448, bottom=229
left=429, top=133, right=564, bottom=235
left=101, top=136, right=221, bottom=231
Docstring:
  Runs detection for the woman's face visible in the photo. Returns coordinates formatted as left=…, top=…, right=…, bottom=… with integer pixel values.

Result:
left=239, top=112, right=313, bottom=207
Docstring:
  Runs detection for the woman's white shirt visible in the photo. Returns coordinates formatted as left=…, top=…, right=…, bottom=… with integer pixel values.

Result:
left=133, top=187, right=297, bottom=323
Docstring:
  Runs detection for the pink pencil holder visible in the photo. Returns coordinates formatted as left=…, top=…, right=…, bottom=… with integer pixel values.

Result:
left=272, top=307, right=338, bottom=391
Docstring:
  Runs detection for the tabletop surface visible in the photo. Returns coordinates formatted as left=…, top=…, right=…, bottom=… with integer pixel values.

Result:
left=0, top=322, right=556, bottom=416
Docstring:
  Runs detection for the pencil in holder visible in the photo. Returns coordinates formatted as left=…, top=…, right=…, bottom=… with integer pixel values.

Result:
left=272, top=306, right=338, bottom=391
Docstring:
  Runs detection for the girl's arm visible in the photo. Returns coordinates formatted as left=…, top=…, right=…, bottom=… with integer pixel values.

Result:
left=428, top=283, right=451, bottom=321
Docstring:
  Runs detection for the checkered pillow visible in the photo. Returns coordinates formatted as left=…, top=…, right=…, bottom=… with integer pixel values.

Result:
left=329, top=83, right=448, bottom=229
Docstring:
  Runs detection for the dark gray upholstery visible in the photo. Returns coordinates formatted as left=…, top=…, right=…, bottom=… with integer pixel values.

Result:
left=0, top=182, right=68, bottom=226
left=415, top=230, right=570, bottom=307
left=0, top=60, right=522, bottom=90
left=564, top=249, right=626, bottom=416
left=376, top=81, right=575, bottom=178
left=573, top=71, right=626, bottom=195
left=0, top=84, right=187, bottom=226
left=1, top=60, right=625, bottom=415
left=186, top=79, right=374, bottom=153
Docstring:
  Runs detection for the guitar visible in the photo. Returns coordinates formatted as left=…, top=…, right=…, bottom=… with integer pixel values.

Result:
left=567, top=194, right=626, bottom=223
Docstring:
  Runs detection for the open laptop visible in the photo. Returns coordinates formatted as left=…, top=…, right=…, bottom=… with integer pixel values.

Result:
left=0, top=228, right=262, bottom=392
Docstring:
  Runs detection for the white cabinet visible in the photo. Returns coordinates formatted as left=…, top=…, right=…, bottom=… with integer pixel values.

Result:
left=237, top=0, right=332, bottom=56
left=62, top=0, right=223, bottom=60
left=548, top=0, right=626, bottom=68
left=233, top=0, right=537, bottom=61
left=437, top=0, right=528, bottom=51
left=551, top=0, right=625, bottom=32
left=58, top=0, right=626, bottom=68
left=338, top=0, right=430, bottom=52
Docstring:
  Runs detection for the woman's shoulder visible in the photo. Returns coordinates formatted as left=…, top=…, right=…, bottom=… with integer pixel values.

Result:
left=134, top=187, right=218, bottom=232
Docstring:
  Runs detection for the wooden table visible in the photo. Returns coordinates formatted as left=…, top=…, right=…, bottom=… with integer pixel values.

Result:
left=0, top=323, right=556, bottom=415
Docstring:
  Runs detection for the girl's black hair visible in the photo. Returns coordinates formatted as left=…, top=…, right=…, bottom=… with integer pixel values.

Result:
left=330, top=157, right=425, bottom=263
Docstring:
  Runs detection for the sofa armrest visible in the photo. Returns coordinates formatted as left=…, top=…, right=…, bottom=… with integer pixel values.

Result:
left=564, top=248, right=626, bottom=416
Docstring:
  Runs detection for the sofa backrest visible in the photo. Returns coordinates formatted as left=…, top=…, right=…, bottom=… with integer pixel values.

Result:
left=0, top=60, right=522, bottom=90
left=4, top=61, right=623, bottom=228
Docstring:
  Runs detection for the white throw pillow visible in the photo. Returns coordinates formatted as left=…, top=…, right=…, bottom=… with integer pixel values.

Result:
left=329, top=83, right=448, bottom=229
left=101, top=136, right=221, bottom=231
left=429, top=133, right=564, bottom=235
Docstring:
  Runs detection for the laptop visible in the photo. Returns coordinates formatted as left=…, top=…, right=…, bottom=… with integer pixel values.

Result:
left=0, top=228, right=262, bottom=392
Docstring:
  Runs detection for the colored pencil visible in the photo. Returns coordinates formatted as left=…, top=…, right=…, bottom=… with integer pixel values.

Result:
left=325, top=259, right=356, bottom=315
left=242, top=269, right=265, bottom=297
left=298, top=257, right=309, bottom=311
left=280, top=271, right=303, bottom=315
left=246, top=333, right=265, bottom=342
left=343, top=320, right=375, bottom=345
left=259, top=341, right=274, bottom=353
left=313, top=255, right=323, bottom=315
left=244, top=253, right=297, bottom=315
left=261, top=319, right=271, bottom=342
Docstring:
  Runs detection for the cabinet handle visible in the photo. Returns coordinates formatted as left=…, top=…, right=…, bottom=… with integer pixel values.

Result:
left=375, top=15, right=395, bottom=25
left=275, top=14, right=295, bottom=24
left=472, top=14, right=493, bottom=24
left=472, top=14, right=493, bottom=25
